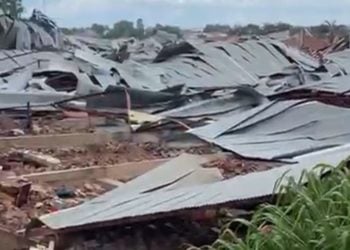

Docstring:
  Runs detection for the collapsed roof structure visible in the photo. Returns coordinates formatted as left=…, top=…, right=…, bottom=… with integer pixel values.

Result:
left=0, top=10, right=62, bottom=50
left=1, top=10, right=350, bottom=250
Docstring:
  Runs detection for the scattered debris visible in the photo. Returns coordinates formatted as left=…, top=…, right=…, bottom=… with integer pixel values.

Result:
left=9, top=129, right=25, bottom=137
left=1, top=9, right=350, bottom=250
left=202, top=156, right=276, bottom=179
left=20, top=151, right=61, bottom=169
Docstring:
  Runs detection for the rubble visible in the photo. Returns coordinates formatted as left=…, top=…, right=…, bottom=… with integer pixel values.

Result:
left=20, top=151, right=61, bottom=169
left=0, top=178, right=109, bottom=233
left=202, top=156, right=277, bottom=179
left=9, top=128, right=25, bottom=137
left=1, top=9, right=350, bottom=250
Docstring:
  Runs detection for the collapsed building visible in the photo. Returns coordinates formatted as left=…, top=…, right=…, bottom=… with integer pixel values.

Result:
left=1, top=11, right=350, bottom=250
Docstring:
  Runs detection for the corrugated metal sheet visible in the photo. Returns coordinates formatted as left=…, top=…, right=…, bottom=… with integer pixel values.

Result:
left=39, top=144, right=350, bottom=232
left=281, top=74, right=350, bottom=94
left=159, top=88, right=265, bottom=120
left=190, top=100, right=350, bottom=160
left=326, top=49, right=350, bottom=73
left=0, top=15, right=61, bottom=50
left=271, top=40, right=320, bottom=70
left=72, top=39, right=312, bottom=91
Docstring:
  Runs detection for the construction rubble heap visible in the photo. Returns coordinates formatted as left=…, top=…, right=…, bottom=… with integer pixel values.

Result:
left=1, top=10, right=350, bottom=250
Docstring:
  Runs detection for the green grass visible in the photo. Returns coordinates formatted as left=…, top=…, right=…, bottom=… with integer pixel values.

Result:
left=189, top=160, right=350, bottom=250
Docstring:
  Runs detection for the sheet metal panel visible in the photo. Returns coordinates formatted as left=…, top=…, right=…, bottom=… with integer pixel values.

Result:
left=68, top=39, right=316, bottom=92
left=73, top=39, right=301, bottom=91
left=326, top=50, right=350, bottom=73
left=271, top=40, right=320, bottom=70
left=40, top=144, right=350, bottom=231
left=277, top=74, right=350, bottom=95
left=189, top=101, right=280, bottom=139
left=160, top=92, right=260, bottom=119
left=191, top=101, right=350, bottom=160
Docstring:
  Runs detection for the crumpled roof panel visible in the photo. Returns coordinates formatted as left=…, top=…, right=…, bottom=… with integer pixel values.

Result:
left=191, top=100, right=350, bottom=160
left=39, top=144, right=350, bottom=232
left=0, top=14, right=61, bottom=50
left=72, top=39, right=316, bottom=91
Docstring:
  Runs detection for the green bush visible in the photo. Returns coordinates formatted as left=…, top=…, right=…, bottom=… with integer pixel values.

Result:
left=190, top=160, right=350, bottom=250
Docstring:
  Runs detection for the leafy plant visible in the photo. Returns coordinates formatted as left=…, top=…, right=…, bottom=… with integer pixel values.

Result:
left=192, top=160, right=350, bottom=250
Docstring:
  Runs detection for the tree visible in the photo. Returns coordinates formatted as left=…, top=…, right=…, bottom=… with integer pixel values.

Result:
left=91, top=23, right=109, bottom=36
left=60, top=27, right=74, bottom=35
left=136, top=18, right=145, bottom=39
left=155, top=24, right=182, bottom=38
left=105, top=20, right=136, bottom=38
left=0, top=0, right=24, bottom=18
left=242, top=24, right=261, bottom=35
left=260, top=22, right=291, bottom=35
left=203, top=24, right=231, bottom=33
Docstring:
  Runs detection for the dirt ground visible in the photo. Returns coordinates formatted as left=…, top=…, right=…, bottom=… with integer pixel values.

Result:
left=202, top=155, right=281, bottom=179
left=0, top=142, right=216, bottom=175
left=0, top=141, right=217, bottom=232
left=0, top=120, right=278, bottom=234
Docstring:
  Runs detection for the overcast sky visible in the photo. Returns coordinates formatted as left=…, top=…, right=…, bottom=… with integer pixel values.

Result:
left=23, top=0, right=350, bottom=28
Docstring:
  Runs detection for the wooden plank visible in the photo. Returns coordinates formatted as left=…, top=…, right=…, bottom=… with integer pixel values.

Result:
left=96, top=178, right=126, bottom=189
left=8, top=154, right=226, bottom=184
left=10, top=159, right=170, bottom=184
left=0, top=132, right=113, bottom=150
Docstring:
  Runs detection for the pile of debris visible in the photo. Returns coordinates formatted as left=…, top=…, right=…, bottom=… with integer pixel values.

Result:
left=2, top=10, right=350, bottom=250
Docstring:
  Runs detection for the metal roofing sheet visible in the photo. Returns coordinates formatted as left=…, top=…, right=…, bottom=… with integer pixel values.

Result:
left=326, top=50, right=350, bottom=73
left=271, top=40, right=320, bottom=70
left=71, top=39, right=306, bottom=91
left=0, top=69, right=32, bottom=91
left=0, top=15, right=61, bottom=50
left=189, top=100, right=280, bottom=139
left=159, top=91, right=263, bottom=119
left=191, top=100, right=350, bottom=160
left=26, top=22, right=56, bottom=49
left=280, top=74, right=350, bottom=94
left=40, top=144, right=350, bottom=231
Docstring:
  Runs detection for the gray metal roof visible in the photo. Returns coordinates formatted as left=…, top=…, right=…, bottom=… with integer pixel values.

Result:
left=39, top=144, right=350, bottom=232
left=0, top=15, right=61, bottom=50
left=159, top=88, right=265, bottom=120
left=286, top=74, right=350, bottom=94
left=190, top=100, right=350, bottom=160
left=326, top=49, right=350, bottom=73
left=71, top=39, right=311, bottom=91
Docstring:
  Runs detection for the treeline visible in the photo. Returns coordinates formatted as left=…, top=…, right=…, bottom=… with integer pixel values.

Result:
left=61, top=18, right=182, bottom=39
left=204, top=21, right=350, bottom=37
left=63, top=19, right=350, bottom=40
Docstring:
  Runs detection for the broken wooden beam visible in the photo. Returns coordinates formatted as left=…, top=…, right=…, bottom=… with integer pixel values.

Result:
left=0, top=132, right=113, bottom=150
left=8, top=154, right=226, bottom=185
left=0, top=180, right=32, bottom=207
left=9, top=159, right=170, bottom=184
left=20, top=151, right=61, bottom=168
left=96, top=178, right=126, bottom=189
